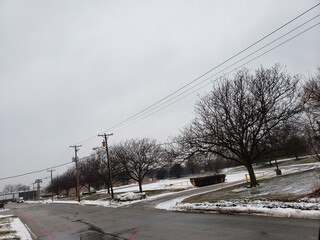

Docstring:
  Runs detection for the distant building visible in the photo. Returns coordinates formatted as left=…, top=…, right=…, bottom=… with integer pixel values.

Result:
left=0, top=190, right=37, bottom=201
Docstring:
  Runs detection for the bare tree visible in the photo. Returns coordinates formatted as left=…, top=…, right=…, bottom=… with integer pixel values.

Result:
left=91, top=148, right=126, bottom=191
left=91, top=149, right=111, bottom=191
left=79, top=157, right=100, bottom=194
left=45, top=169, right=75, bottom=197
left=175, top=65, right=301, bottom=187
left=3, top=184, right=30, bottom=193
left=303, top=68, right=320, bottom=160
left=46, top=175, right=63, bottom=196
left=59, top=168, right=76, bottom=197
left=15, top=184, right=30, bottom=192
left=3, top=184, right=15, bottom=193
left=113, top=138, right=163, bottom=192
left=169, top=163, right=183, bottom=178
left=185, top=155, right=203, bottom=175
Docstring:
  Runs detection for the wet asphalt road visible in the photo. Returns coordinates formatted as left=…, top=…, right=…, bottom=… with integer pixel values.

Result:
left=2, top=201, right=319, bottom=240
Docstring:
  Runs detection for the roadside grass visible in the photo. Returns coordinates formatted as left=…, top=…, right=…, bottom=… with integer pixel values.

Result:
left=0, top=216, right=20, bottom=240
left=184, top=168, right=320, bottom=204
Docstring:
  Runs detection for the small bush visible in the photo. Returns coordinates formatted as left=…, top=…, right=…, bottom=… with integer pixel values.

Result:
left=190, top=174, right=226, bottom=187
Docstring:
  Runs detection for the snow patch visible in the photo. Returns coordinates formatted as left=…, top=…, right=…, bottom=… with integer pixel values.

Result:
left=10, top=217, right=33, bottom=240
left=0, top=215, right=32, bottom=240
left=156, top=198, right=320, bottom=219
left=114, top=192, right=146, bottom=202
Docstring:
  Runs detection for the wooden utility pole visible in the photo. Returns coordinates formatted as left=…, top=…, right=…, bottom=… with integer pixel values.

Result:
left=32, top=182, right=35, bottom=200
left=47, top=169, right=55, bottom=201
left=35, top=179, right=42, bottom=200
left=98, top=133, right=114, bottom=199
left=70, top=145, right=82, bottom=202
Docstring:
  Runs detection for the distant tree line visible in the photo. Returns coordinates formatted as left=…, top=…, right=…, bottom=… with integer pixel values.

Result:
left=2, top=183, right=30, bottom=193
left=46, top=138, right=167, bottom=195
left=45, top=64, right=320, bottom=194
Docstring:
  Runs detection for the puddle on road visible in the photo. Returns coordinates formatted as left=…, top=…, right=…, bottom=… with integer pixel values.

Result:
left=77, top=219, right=126, bottom=240
left=80, top=231, right=123, bottom=240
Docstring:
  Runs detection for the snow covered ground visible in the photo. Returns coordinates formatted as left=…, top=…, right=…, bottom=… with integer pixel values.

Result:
left=11, top=160, right=320, bottom=221
left=156, top=198, right=320, bottom=219
left=1, top=157, right=318, bottom=240
left=156, top=163, right=320, bottom=219
left=0, top=214, right=33, bottom=240
left=98, top=178, right=193, bottom=194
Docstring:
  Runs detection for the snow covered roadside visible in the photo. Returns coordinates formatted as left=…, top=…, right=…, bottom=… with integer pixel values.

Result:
left=25, top=178, right=197, bottom=208
left=27, top=191, right=179, bottom=208
left=100, top=178, right=193, bottom=194
left=0, top=214, right=33, bottom=240
left=157, top=198, right=320, bottom=219
left=156, top=168, right=320, bottom=219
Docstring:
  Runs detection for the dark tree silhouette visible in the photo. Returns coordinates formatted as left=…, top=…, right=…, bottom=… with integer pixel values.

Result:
left=175, top=65, right=301, bottom=187
left=113, top=138, right=163, bottom=192
left=303, top=67, right=320, bottom=160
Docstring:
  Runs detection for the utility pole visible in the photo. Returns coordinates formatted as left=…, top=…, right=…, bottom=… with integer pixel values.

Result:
left=47, top=169, right=55, bottom=201
left=32, top=182, right=35, bottom=200
left=98, top=133, right=114, bottom=199
left=35, top=179, right=42, bottom=200
left=70, top=145, right=82, bottom=202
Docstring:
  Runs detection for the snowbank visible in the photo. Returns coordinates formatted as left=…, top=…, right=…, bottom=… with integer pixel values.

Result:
left=114, top=192, right=146, bottom=202
left=156, top=198, right=320, bottom=219
left=0, top=215, right=33, bottom=240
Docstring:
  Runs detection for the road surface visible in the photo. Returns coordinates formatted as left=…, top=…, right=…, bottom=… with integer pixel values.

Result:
left=2, top=202, right=319, bottom=240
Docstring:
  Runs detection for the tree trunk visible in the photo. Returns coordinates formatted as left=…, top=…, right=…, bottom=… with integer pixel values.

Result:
left=246, top=163, right=259, bottom=187
left=138, top=180, right=143, bottom=193
left=106, top=180, right=110, bottom=194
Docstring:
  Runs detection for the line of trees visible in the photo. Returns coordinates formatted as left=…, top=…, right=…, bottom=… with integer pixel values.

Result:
left=46, top=138, right=167, bottom=195
left=2, top=183, right=30, bottom=193
left=46, top=64, right=320, bottom=194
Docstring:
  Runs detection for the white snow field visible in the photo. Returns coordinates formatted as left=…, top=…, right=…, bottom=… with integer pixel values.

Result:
left=156, top=163, right=320, bottom=219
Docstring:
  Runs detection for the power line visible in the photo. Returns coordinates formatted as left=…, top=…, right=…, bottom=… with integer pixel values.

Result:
left=114, top=20, right=320, bottom=132
left=39, top=147, right=71, bottom=180
left=72, top=3, right=320, bottom=146
left=96, top=3, right=320, bottom=135
left=0, top=162, right=72, bottom=181
left=110, top=20, right=320, bottom=134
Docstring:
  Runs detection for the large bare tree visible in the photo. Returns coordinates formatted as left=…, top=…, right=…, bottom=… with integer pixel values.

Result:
left=303, top=67, right=320, bottom=160
left=113, top=138, right=163, bottom=192
left=175, top=65, right=301, bottom=187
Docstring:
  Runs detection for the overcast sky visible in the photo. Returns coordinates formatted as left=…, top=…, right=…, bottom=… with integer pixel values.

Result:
left=0, top=0, right=319, bottom=191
